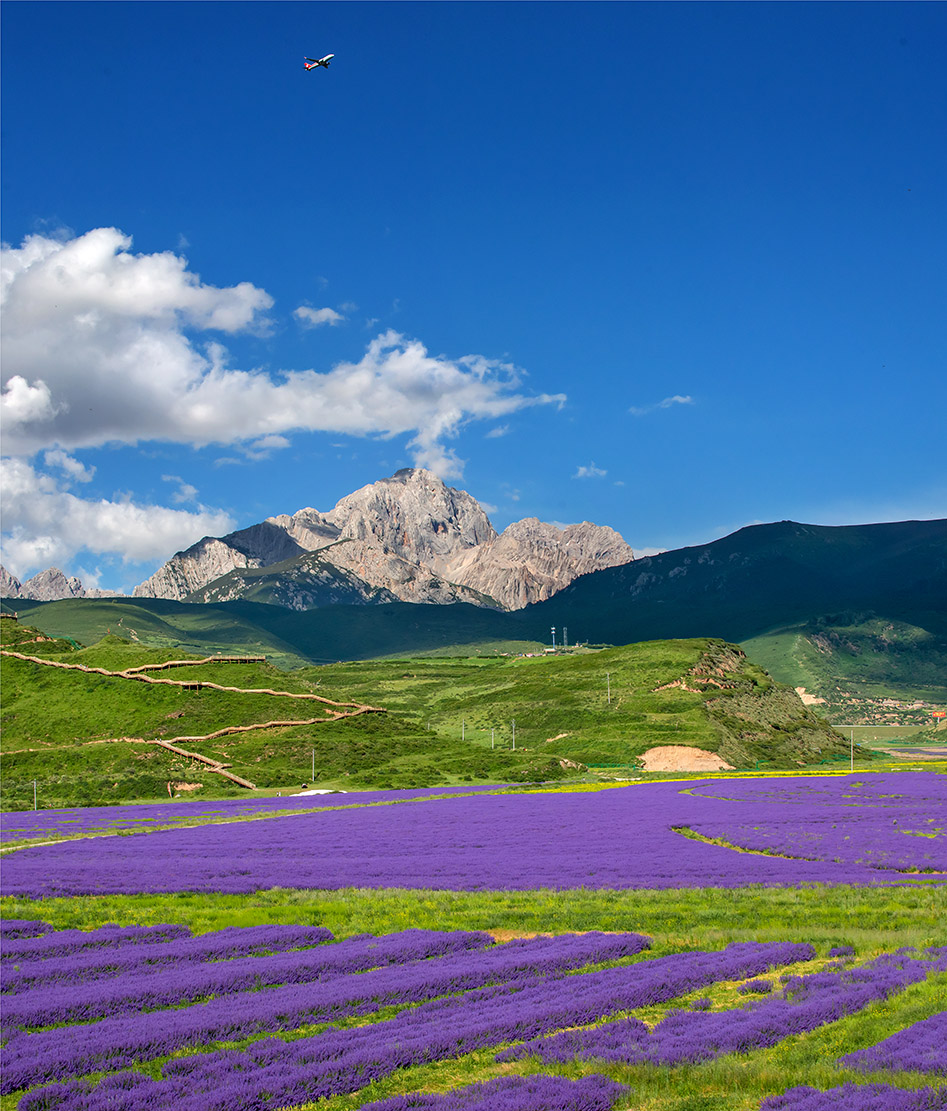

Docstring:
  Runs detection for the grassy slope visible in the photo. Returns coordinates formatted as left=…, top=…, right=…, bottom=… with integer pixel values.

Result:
left=4, top=596, right=526, bottom=668
left=742, top=616, right=947, bottom=717
left=2, top=616, right=857, bottom=810
left=0, top=629, right=577, bottom=811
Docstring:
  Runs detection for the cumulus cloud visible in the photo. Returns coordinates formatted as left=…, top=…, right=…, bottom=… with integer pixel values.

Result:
left=1, top=228, right=564, bottom=476
left=44, top=449, right=95, bottom=484
left=573, top=462, right=607, bottom=479
left=629, top=394, right=694, bottom=416
left=294, top=305, right=345, bottom=328
left=0, top=458, right=235, bottom=580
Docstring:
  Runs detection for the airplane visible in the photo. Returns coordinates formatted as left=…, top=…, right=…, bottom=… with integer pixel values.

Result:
left=304, top=54, right=335, bottom=70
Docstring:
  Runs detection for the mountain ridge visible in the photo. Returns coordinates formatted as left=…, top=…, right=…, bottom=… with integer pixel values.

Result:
left=11, top=468, right=632, bottom=611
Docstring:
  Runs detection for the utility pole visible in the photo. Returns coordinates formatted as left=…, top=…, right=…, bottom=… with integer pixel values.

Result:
left=851, top=729, right=854, bottom=772
left=33, top=780, right=37, bottom=811
left=491, top=728, right=495, bottom=750
left=551, top=627, right=556, bottom=651
left=512, top=720, right=516, bottom=750
left=462, top=720, right=465, bottom=742
left=312, top=750, right=315, bottom=781
left=606, top=672, right=611, bottom=705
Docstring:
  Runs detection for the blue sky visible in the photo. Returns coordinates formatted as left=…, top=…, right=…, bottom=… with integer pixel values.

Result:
left=2, top=1, right=945, bottom=592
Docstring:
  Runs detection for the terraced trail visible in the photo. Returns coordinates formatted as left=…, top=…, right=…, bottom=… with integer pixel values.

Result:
left=0, top=650, right=386, bottom=790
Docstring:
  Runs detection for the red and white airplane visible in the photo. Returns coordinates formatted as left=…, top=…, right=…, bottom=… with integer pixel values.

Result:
left=304, top=54, right=335, bottom=70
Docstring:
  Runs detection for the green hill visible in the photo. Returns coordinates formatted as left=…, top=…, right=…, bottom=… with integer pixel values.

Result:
left=1, top=618, right=856, bottom=811
left=5, top=519, right=943, bottom=720
left=537, top=518, right=947, bottom=643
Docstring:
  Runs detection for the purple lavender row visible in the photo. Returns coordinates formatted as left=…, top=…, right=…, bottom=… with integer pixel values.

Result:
left=1, top=932, right=649, bottom=1090
left=498, top=948, right=947, bottom=1069
left=0, top=920, right=51, bottom=940
left=840, top=1011, right=947, bottom=1076
left=361, top=1074, right=630, bottom=1111
left=0, top=786, right=500, bottom=842
left=1, top=923, right=333, bottom=994
left=0, top=923, right=191, bottom=964
left=10, top=774, right=946, bottom=898
left=1, top=927, right=492, bottom=1032
left=15, top=941, right=813, bottom=1109
left=20, top=1072, right=631, bottom=1111
left=759, top=1083, right=947, bottom=1110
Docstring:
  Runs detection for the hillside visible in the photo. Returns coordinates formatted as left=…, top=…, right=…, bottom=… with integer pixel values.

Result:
left=6, top=518, right=944, bottom=723
left=1, top=618, right=856, bottom=811
left=742, top=616, right=947, bottom=724
left=0, top=620, right=577, bottom=812
left=537, top=518, right=947, bottom=642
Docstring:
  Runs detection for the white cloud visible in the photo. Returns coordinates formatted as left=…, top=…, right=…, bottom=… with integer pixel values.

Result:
left=161, top=474, right=199, bottom=504
left=1, top=228, right=565, bottom=478
left=43, top=449, right=95, bottom=484
left=486, top=424, right=510, bottom=439
left=294, top=305, right=344, bottom=328
left=573, top=462, right=607, bottom=479
left=629, top=394, right=694, bottom=416
left=0, top=458, right=235, bottom=581
left=2, top=375, right=58, bottom=424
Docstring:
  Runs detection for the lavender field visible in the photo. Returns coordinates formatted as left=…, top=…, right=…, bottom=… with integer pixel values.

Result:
left=2, top=773, right=944, bottom=898
left=1, top=772, right=945, bottom=1110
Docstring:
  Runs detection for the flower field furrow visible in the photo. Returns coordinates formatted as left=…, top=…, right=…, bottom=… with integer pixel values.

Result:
left=497, top=949, right=947, bottom=1067
left=0, top=932, right=650, bottom=1088
left=0, top=924, right=191, bottom=964
left=9, top=941, right=811, bottom=1106
left=0, top=921, right=51, bottom=941
left=1, top=928, right=492, bottom=1031
left=5, top=775, right=944, bottom=897
left=1, top=924, right=334, bottom=994
left=759, top=1084, right=947, bottom=1109
left=840, top=1011, right=947, bottom=1076
left=360, top=1073, right=631, bottom=1110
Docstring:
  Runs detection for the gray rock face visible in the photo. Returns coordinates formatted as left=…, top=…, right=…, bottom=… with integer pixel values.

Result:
left=0, top=566, right=22, bottom=598
left=326, top=469, right=497, bottom=569
left=446, top=518, right=635, bottom=609
left=0, top=565, right=119, bottom=601
left=132, top=469, right=634, bottom=611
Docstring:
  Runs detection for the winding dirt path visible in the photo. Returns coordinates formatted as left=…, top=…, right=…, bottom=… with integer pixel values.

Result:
left=1, top=650, right=386, bottom=790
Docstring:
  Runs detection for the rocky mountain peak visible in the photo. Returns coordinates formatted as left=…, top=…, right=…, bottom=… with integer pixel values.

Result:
left=0, top=565, right=118, bottom=601
left=325, top=468, right=497, bottom=571
left=126, top=468, right=635, bottom=611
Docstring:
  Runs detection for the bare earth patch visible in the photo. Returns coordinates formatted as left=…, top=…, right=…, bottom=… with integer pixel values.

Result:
left=795, top=686, right=826, bottom=706
left=639, top=745, right=734, bottom=772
